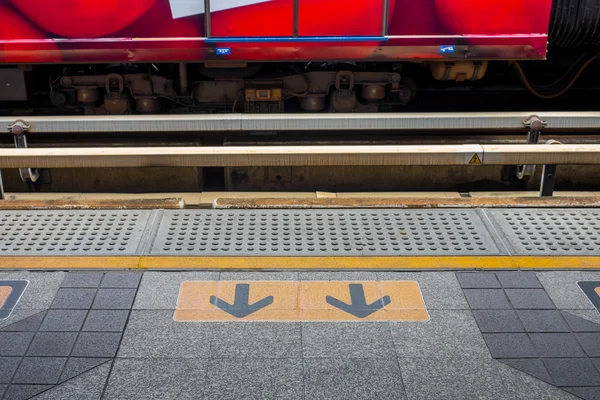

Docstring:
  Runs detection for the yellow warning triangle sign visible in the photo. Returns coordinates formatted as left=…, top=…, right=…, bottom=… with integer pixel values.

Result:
left=468, top=154, right=482, bottom=164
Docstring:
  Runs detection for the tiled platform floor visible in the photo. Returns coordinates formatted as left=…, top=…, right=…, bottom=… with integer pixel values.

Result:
left=0, top=270, right=599, bottom=400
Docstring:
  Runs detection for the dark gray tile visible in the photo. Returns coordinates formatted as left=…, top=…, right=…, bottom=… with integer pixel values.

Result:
left=0, top=385, right=5, bottom=398
left=456, top=273, right=501, bottom=288
left=0, top=357, right=20, bottom=383
left=104, top=358, right=208, bottom=399
left=61, top=272, right=103, bottom=288
left=496, top=272, right=542, bottom=289
left=562, top=311, right=600, bottom=332
left=516, top=310, right=570, bottom=333
left=27, top=332, right=77, bottom=357
left=71, top=332, right=121, bottom=357
left=39, top=310, right=87, bottom=332
left=12, top=357, right=66, bottom=384
left=209, top=322, right=302, bottom=358
left=82, top=310, right=128, bottom=332
left=50, top=289, right=95, bottom=309
left=482, top=333, right=538, bottom=358
left=543, top=358, right=600, bottom=387
left=304, top=358, right=405, bottom=400
left=3, top=384, right=52, bottom=400
left=463, top=289, right=512, bottom=309
left=0, top=332, right=35, bottom=356
left=498, top=358, right=554, bottom=385
left=530, top=333, right=586, bottom=358
left=91, top=289, right=135, bottom=310
left=575, top=333, right=600, bottom=357
left=59, top=357, right=110, bottom=382
left=472, top=310, right=524, bottom=333
left=206, top=358, right=303, bottom=400
left=0, top=312, right=45, bottom=332
left=505, top=289, right=556, bottom=309
left=563, top=387, right=600, bottom=400
left=593, top=358, right=600, bottom=371
left=100, top=272, right=142, bottom=288
left=303, top=322, right=394, bottom=358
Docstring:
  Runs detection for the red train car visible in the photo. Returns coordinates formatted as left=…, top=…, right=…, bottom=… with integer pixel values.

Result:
left=0, top=0, right=595, bottom=113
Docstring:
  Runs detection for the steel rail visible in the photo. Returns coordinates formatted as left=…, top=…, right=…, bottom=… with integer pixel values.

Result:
left=0, top=144, right=599, bottom=168
left=3, top=112, right=600, bottom=133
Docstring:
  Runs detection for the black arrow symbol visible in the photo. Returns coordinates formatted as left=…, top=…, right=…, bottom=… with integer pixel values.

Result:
left=209, top=283, right=274, bottom=318
left=326, top=284, right=391, bottom=318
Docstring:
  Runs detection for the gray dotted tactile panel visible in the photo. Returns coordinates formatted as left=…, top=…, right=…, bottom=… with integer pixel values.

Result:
left=0, top=211, right=152, bottom=256
left=485, top=209, right=600, bottom=255
left=149, top=209, right=502, bottom=256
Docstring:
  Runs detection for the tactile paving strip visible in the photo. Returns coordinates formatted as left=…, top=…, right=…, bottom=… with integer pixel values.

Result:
left=0, top=211, right=152, bottom=256
left=149, top=209, right=503, bottom=256
left=486, top=209, right=600, bottom=255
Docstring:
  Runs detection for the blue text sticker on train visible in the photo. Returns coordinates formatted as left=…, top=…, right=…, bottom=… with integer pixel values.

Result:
left=216, top=48, right=231, bottom=56
left=440, top=45, right=455, bottom=54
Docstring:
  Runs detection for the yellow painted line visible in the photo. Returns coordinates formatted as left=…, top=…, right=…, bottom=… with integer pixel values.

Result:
left=595, top=287, right=600, bottom=297
left=0, top=286, right=12, bottom=308
left=139, top=256, right=520, bottom=269
left=0, top=256, right=599, bottom=270
left=174, top=280, right=428, bottom=321
left=0, top=257, right=141, bottom=269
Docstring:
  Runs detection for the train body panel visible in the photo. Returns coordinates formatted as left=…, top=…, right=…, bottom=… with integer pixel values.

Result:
left=0, top=0, right=552, bottom=63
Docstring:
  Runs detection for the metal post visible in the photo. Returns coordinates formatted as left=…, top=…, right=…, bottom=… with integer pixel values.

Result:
left=0, top=170, right=4, bottom=200
left=382, top=0, right=390, bottom=36
left=204, top=0, right=211, bottom=37
left=293, top=0, right=299, bottom=37
left=539, top=164, right=557, bottom=197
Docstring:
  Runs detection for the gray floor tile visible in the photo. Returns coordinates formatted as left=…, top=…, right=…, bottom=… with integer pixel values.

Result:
left=209, top=322, right=302, bottom=358
left=498, top=358, right=554, bottom=384
left=562, top=311, right=600, bottom=332
left=12, top=357, right=66, bottom=384
left=0, top=385, right=5, bottom=399
left=516, top=310, right=570, bottom=333
left=536, top=272, right=600, bottom=309
left=563, top=387, right=600, bottom=400
left=593, top=358, right=600, bottom=371
left=400, top=357, right=508, bottom=400
left=0, top=272, right=65, bottom=311
left=91, top=289, right=135, bottom=310
left=50, top=289, right=96, bottom=310
left=463, top=289, right=512, bottom=309
left=71, top=332, right=121, bottom=358
left=391, top=310, right=490, bottom=358
left=299, top=271, right=377, bottom=281
left=575, top=333, right=600, bottom=357
left=27, top=332, right=77, bottom=357
left=483, top=333, right=538, bottom=358
left=220, top=272, right=299, bottom=281
left=104, top=358, right=208, bottom=399
left=34, top=362, right=111, bottom=400
left=304, top=358, right=405, bottom=400
left=543, top=358, right=600, bottom=387
left=100, top=272, right=142, bottom=288
left=3, top=385, right=52, bottom=400
left=506, top=289, right=556, bottom=309
left=133, top=271, right=219, bottom=309
left=496, top=271, right=543, bottom=289
left=82, top=310, right=128, bottom=332
left=206, top=358, right=303, bottom=400
left=378, top=272, right=468, bottom=309
left=0, top=332, right=35, bottom=356
left=39, top=310, right=87, bottom=332
left=60, top=358, right=110, bottom=382
left=456, top=272, right=501, bottom=288
left=473, top=310, right=524, bottom=333
left=496, top=362, right=579, bottom=400
left=118, top=310, right=211, bottom=358
left=530, top=333, right=587, bottom=358
left=0, top=357, right=21, bottom=384
left=61, top=272, right=103, bottom=288
left=0, top=311, right=45, bottom=332
left=303, top=322, right=394, bottom=358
